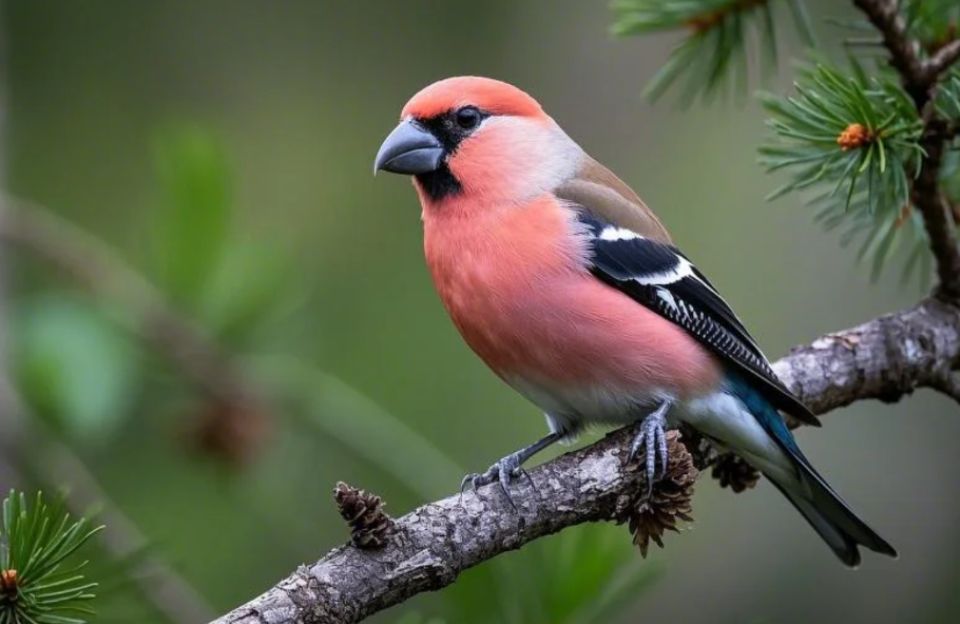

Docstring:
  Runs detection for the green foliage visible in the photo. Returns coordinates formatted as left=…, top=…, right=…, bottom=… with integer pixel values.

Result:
left=612, top=2, right=960, bottom=284
left=12, top=296, right=139, bottom=444
left=759, top=61, right=925, bottom=279
left=902, top=0, right=960, bottom=48
left=942, top=146, right=960, bottom=197
left=935, top=72, right=960, bottom=124
left=248, top=354, right=464, bottom=500
left=198, top=243, right=298, bottom=348
left=0, top=491, right=103, bottom=624
left=611, top=0, right=814, bottom=102
left=936, top=72, right=960, bottom=215
left=395, top=614, right=446, bottom=624
left=494, top=524, right=660, bottom=624
left=150, top=125, right=297, bottom=347
left=437, top=514, right=659, bottom=624
left=151, top=125, right=232, bottom=307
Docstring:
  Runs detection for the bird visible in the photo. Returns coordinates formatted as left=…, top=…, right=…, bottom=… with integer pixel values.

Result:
left=373, top=76, right=896, bottom=566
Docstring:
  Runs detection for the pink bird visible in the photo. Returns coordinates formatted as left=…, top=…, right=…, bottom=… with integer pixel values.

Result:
left=374, top=76, right=895, bottom=566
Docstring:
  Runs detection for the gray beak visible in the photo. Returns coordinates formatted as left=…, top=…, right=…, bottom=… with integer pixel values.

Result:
left=374, top=119, right=444, bottom=175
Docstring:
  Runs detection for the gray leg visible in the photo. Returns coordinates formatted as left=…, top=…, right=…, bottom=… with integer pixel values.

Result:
left=461, top=432, right=561, bottom=510
left=629, top=399, right=673, bottom=495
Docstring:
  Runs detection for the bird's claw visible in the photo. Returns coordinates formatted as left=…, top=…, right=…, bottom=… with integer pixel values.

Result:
left=629, top=401, right=672, bottom=497
left=459, top=451, right=531, bottom=510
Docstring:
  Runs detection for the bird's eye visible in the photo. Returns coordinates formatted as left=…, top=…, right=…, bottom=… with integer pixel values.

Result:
left=455, top=106, right=482, bottom=130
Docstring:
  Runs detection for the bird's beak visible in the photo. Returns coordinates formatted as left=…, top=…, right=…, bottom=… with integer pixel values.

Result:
left=374, top=119, right=444, bottom=175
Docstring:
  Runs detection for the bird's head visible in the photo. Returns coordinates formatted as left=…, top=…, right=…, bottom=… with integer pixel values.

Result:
left=374, top=76, right=582, bottom=209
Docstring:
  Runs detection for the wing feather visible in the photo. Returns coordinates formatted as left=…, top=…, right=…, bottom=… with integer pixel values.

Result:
left=578, top=211, right=820, bottom=426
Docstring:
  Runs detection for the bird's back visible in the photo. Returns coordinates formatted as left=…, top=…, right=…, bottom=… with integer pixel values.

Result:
left=556, top=156, right=672, bottom=244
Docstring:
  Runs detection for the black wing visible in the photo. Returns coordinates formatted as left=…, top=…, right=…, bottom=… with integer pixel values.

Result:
left=577, top=211, right=820, bottom=426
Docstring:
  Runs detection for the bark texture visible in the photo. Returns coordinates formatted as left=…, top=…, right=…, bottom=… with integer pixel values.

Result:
left=211, top=300, right=960, bottom=624
left=774, top=299, right=960, bottom=414
left=854, top=0, right=960, bottom=301
left=214, top=427, right=646, bottom=624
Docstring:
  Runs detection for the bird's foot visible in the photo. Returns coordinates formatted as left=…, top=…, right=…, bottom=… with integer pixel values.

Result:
left=460, top=451, right=536, bottom=511
left=629, top=400, right=673, bottom=497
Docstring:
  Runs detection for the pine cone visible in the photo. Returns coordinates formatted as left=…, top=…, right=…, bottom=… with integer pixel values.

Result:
left=189, top=398, right=269, bottom=467
left=710, top=452, right=760, bottom=493
left=676, top=424, right=721, bottom=470
left=333, top=482, right=395, bottom=550
left=619, top=430, right=698, bottom=557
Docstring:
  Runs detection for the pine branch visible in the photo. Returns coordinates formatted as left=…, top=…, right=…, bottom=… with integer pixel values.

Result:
left=0, top=379, right=219, bottom=624
left=928, top=39, right=960, bottom=79
left=612, top=0, right=814, bottom=102
left=0, top=195, right=245, bottom=403
left=33, top=429, right=220, bottom=623
left=0, top=491, right=103, bottom=624
left=911, top=116, right=960, bottom=301
left=0, top=210, right=219, bottom=621
left=210, top=298, right=960, bottom=624
left=0, top=194, right=270, bottom=462
left=853, top=0, right=960, bottom=301
left=759, top=60, right=928, bottom=282
left=853, top=0, right=929, bottom=105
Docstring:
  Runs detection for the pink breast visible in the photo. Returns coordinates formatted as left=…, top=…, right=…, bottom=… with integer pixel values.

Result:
left=423, top=195, right=721, bottom=401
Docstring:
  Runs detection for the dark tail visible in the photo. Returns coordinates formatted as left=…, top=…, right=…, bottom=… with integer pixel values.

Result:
left=767, top=460, right=897, bottom=567
left=729, top=374, right=897, bottom=566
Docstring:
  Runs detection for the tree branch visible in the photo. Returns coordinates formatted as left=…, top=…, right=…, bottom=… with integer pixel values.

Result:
left=911, top=116, right=960, bottom=302
left=854, top=0, right=960, bottom=301
left=0, top=200, right=217, bottom=619
left=929, top=371, right=960, bottom=404
left=0, top=194, right=248, bottom=405
left=214, top=426, right=645, bottom=624
left=31, top=416, right=218, bottom=623
left=927, top=39, right=960, bottom=80
left=210, top=298, right=960, bottom=624
left=773, top=298, right=960, bottom=413
left=853, top=0, right=928, bottom=104
left=0, top=194, right=270, bottom=461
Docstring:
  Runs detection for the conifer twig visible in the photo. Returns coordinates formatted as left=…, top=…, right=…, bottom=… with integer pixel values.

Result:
left=0, top=194, right=250, bottom=404
left=0, top=217, right=216, bottom=621
left=854, top=0, right=960, bottom=302
left=0, top=194, right=270, bottom=461
left=927, top=40, right=960, bottom=79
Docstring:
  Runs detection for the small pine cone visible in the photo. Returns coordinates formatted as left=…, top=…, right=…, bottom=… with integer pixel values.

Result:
left=0, top=569, right=17, bottom=600
left=710, top=452, right=760, bottom=493
left=620, top=430, right=698, bottom=557
left=333, top=482, right=395, bottom=549
left=189, top=398, right=269, bottom=467
left=837, top=123, right=872, bottom=151
left=676, top=424, right=721, bottom=470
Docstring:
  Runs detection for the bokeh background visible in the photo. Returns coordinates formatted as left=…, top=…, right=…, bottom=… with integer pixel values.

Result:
left=1, top=1, right=958, bottom=623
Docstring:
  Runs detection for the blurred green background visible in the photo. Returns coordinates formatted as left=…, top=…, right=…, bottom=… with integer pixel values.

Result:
left=1, top=1, right=958, bottom=623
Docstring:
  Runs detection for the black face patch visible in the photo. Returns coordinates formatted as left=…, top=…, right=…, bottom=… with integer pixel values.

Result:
left=416, top=166, right=462, bottom=200
left=414, top=107, right=490, bottom=201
